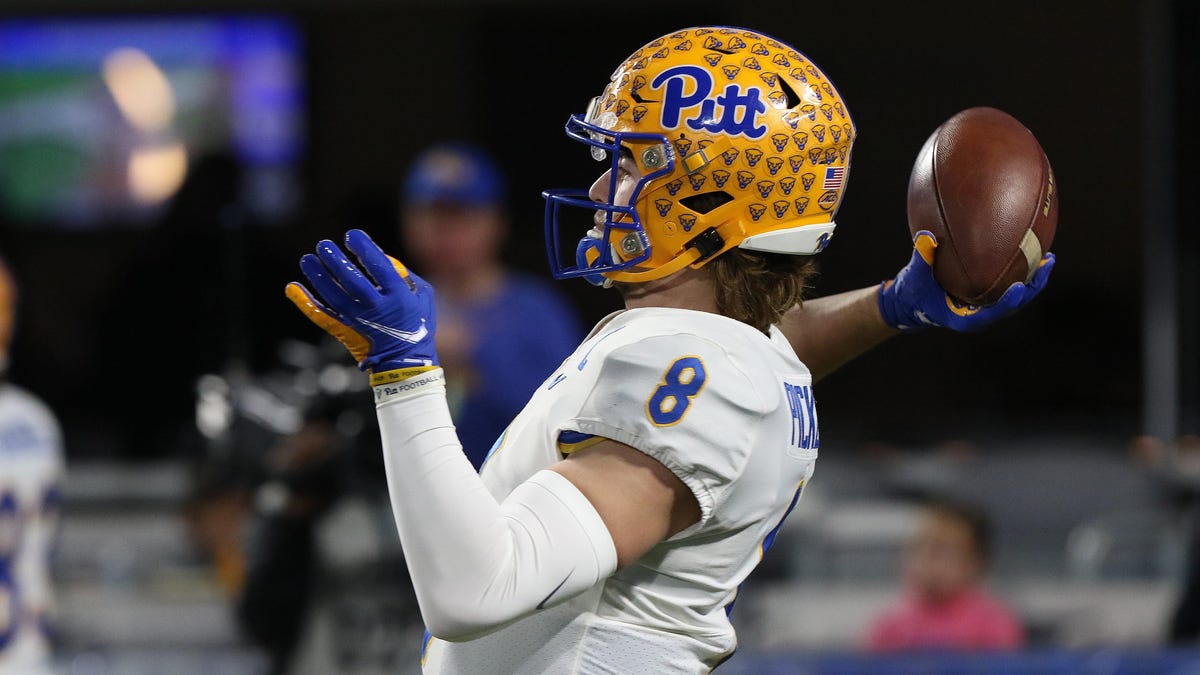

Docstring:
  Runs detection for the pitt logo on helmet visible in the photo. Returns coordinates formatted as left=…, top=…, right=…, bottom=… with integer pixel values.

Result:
left=652, top=65, right=768, bottom=139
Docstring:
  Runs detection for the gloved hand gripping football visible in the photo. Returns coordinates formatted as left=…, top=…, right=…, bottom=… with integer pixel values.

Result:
left=285, top=229, right=439, bottom=377
left=877, top=230, right=1055, bottom=332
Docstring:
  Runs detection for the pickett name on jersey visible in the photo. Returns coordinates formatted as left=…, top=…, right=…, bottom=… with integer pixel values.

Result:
left=782, top=381, right=818, bottom=450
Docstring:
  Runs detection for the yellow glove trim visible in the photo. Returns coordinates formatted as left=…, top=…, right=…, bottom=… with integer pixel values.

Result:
left=913, top=232, right=937, bottom=266
left=370, top=366, right=439, bottom=387
left=390, top=256, right=418, bottom=291
left=945, top=295, right=982, bottom=317
left=285, top=282, right=370, bottom=364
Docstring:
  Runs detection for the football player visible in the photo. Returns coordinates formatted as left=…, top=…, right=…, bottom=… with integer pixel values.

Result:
left=285, top=26, right=1053, bottom=674
left=0, top=255, right=65, bottom=675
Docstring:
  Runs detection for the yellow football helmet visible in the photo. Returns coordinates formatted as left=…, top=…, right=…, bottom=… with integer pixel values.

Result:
left=543, top=26, right=856, bottom=285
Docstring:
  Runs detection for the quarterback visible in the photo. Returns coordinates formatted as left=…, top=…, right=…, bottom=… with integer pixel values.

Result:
left=286, top=26, right=1053, bottom=674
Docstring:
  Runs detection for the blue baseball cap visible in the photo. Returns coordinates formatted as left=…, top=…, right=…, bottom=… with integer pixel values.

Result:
left=402, top=142, right=505, bottom=208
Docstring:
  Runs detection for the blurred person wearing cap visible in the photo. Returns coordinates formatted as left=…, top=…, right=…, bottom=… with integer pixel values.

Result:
left=0, top=255, right=66, bottom=674
left=228, top=144, right=583, bottom=674
left=399, top=142, right=584, bottom=470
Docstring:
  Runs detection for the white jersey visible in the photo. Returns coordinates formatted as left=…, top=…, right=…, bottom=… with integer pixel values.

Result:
left=0, top=383, right=64, bottom=675
left=422, top=307, right=819, bottom=674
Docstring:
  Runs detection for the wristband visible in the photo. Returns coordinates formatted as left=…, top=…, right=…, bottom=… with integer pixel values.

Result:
left=373, top=367, right=445, bottom=407
left=370, top=365, right=439, bottom=387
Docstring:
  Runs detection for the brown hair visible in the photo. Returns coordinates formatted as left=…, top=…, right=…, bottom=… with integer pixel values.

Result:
left=923, top=495, right=993, bottom=566
left=709, top=248, right=816, bottom=334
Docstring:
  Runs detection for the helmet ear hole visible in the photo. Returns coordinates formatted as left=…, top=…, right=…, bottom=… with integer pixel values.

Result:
left=774, top=76, right=803, bottom=109
left=679, top=191, right=733, bottom=215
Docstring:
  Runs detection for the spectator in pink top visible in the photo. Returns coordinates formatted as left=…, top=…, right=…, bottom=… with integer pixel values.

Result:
left=865, top=496, right=1025, bottom=652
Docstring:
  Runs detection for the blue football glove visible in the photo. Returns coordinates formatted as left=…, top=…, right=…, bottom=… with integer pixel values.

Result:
left=285, top=229, right=439, bottom=375
left=877, top=230, right=1055, bottom=332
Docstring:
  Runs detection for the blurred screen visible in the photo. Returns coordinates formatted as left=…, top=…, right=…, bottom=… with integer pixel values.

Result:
left=0, top=14, right=305, bottom=228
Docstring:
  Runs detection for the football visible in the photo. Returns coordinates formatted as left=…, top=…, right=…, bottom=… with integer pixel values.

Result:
left=906, top=106, right=1058, bottom=306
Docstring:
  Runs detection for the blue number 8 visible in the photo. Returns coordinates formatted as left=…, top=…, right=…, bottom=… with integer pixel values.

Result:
left=646, top=356, right=707, bottom=426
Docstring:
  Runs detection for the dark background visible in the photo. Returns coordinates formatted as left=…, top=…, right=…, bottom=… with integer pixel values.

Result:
left=0, top=0, right=1194, bottom=461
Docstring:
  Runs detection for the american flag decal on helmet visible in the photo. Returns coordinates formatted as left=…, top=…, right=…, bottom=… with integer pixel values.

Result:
left=822, top=166, right=845, bottom=190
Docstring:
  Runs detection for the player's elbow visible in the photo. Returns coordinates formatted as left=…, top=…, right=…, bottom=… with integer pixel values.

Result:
left=421, top=596, right=523, bottom=642
left=425, top=618, right=512, bottom=643
left=424, top=617, right=486, bottom=643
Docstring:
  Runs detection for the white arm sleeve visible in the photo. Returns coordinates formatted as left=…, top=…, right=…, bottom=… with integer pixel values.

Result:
left=374, top=369, right=617, bottom=641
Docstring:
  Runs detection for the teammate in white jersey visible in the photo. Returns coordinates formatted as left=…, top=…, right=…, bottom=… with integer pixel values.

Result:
left=285, top=26, right=1054, bottom=674
left=0, top=256, right=65, bottom=675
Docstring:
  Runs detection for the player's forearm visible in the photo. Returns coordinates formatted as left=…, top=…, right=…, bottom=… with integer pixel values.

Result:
left=779, top=286, right=899, bottom=382
left=374, top=370, right=616, bottom=641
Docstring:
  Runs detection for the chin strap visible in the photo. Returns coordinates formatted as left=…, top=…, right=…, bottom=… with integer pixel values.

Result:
left=604, top=227, right=726, bottom=284
left=604, top=247, right=702, bottom=284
